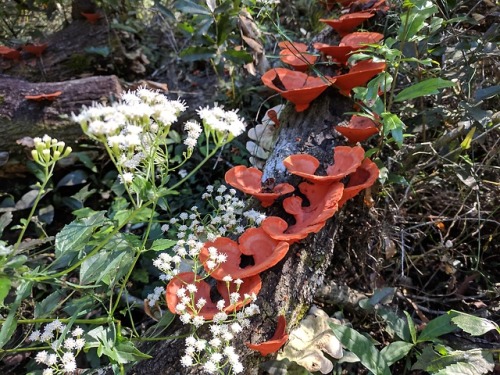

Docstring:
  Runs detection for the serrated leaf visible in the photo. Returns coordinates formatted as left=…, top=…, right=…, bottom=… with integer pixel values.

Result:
left=380, top=341, right=414, bottom=366
left=418, top=313, right=458, bottom=342
left=150, top=238, right=177, bottom=251
left=34, top=289, right=66, bottom=318
left=415, top=348, right=494, bottom=374
left=395, top=78, right=456, bottom=102
left=449, top=310, right=499, bottom=336
left=434, top=356, right=494, bottom=375
left=330, top=323, right=391, bottom=375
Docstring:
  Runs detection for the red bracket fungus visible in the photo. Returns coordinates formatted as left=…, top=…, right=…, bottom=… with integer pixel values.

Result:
left=278, top=41, right=308, bottom=52
left=225, top=165, right=295, bottom=207
left=320, top=12, right=375, bottom=37
left=166, top=272, right=262, bottom=320
left=200, top=228, right=290, bottom=280
left=246, top=315, right=289, bottom=356
left=338, top=157, right=379, bottom=207
left=279, top=48, right=318, bottom=72
left=335, top=115, right=379, bottom=143
left=22, top=43, right=48, bottom=57
left=340, top=31, right=384, bottom=47
left=81, top=12, right=103, bottom=24
left=261, top=68, right=334, bottom=112
left=0, top=46, right=21, bottom=60
left=334, top=59, right=386, bottom=96
left=262, top=181, right=344, bottom=243
left=283, top=145, right=365, bottom=183
left=25, top=91, right=63, bottom=102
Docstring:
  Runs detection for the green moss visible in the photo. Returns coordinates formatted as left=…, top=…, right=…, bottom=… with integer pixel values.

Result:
left=65, top=53, right=94, bottom=73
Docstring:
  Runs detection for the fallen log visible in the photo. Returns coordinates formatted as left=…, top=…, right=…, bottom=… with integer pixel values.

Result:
left=0, top=74, right=123, bottom=155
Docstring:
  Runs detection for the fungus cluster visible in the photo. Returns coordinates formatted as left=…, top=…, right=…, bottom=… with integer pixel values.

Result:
left=165, top=0, right=387, bottom=361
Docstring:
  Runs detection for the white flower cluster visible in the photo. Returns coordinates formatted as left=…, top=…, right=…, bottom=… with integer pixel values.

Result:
left=29, top=321, right=85, bottom=375
left=180, top=301, right=260, bottom=374
left=153, top=185, right=265, bottom=281
left=184, top=120, right=203, bottom=150
left=146, top=286, right=165, bottom=307
left=197, top=104, right=246, bottom=138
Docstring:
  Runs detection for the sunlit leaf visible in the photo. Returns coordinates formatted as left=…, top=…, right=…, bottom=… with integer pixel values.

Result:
left=395, top=78, right=456, bottom=102
left=449, top=310, right=499, bottom=336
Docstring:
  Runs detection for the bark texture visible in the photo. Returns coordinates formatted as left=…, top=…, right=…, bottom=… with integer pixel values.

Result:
left=0, top=75, right=123, bottom=153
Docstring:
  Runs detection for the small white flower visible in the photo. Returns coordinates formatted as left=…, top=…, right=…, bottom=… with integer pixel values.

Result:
left=28, top=330, right=41, bottom=342
left=72, top=326, right=84, bottom=337
left=35, top=351, right=48, bottom=364
left=181, top=355, right=194, bottom=367
left=193, top=315, right=205, bottom=327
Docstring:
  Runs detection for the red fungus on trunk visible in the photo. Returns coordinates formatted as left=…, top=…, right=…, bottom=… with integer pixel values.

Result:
left=334, top=59, right=386, bottom=96
left=278, top=41, right=308, bottom=52
left=81, top=12, right=103, bottom=24
left=225, top=165, right=294, bottom=207
left=335, top=115, right=379, bottom=143
left=200, top=228, right=290, bottom=280
left=25, top=91, right=63, bottom=102
left=246, top=315, right=289, bottom=356
left=166, top=272, right=262, bottom=319
left=320, top=12, right=375, bottom=37
left=261, top=68, right=333, bottom=112
left=279, top=48, right=318, bottom=72
left=0, top=46, right=21, bottom=60
left=283, top=146, right=365, bottom=183
left=338, top=157, right=379, bottom=207
left=22, top=43, right=48, bottom=57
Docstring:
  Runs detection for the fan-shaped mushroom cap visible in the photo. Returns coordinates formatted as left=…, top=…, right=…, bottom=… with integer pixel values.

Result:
left=278, top=41, right=308, bottom=52
left=279, top=48, right=318, bottom=72
left=283, top=146, right=365, bottom=183
left=0, top=46, right=21, bottom=60
left=246, top=315, right=289, bottom=356
left=340, top=32, right=384, bottom=47
left=336, top=115, right=379, bottom=143
left=320, top=12, right=375, bottom=37
left=22, top=43, right=47, bottom=57
left=200, top=228, right=289, bottom=280
left=166, top=272, right=262, bottom=319
left=25, top=91, right=62, bottom=102
left=338, top=157, right=379, bottom=207
left=261, top=68, right=333, bottom=112
left=334, top=59, right=386, bottom=96
left=225, top=165, right=295, bottom=207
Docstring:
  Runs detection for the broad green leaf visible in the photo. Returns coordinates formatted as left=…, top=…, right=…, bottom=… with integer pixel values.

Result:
left=0, top=212, right=12, bottom=236
left=112, top=341, right=153, bottom=363
left=404, top=311, right=417, bottom=344
left=222, top=49, right=254, bottom=64
left=413, top=348, right=494, bottom=374
left=412, top=346, right=440, bottom=370
left=150, top=238, right=177, bottom=251
left=0, top=281, right=32, bottom=348
left=418, top=313, right=457, bottom=342
left=180, top=46, right=216, bottom=62
left=0, top=276, right=11, bottom=306
left=330, top=323, right=391, bottom=375
left=380, top=341, right=414, bottom=366
left=395, top=78, right=456, bottom=102
left=175, top=0, right=212, bottom=15
left=434, top=357, right=494, bottom=375
left=376, top=306, right=411, bottom=341
left=449, top=310, right=499, bottom=336
left=381, top=112, right=405, bottom=148
left=34, top=290, right=66, bottom=318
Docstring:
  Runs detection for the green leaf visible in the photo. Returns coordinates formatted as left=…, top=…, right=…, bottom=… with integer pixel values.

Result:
left=449, top=310, right=499, bottom=336
left=34, top=289, right=66, bottom=318
left=395, top=78, right=456, bottom=102
left=180, top=46, right=217, bottom=62
left=0, top=212, right=12, bottom=237
left=110, top=22, right=138, bottom=33
left=0, top=281, right=32, bottom=348
left=474, top=85, right=500, bottom=102
left=330, top=323, right=391, bottom=375
left=418, top=313, right=457, bottom=342
left=380, top=341, right=414, bottom=366
left=460, top=126, right=476, bottom=150
left=112, top=341, right=152, bottom=363
left=404, top=311, right=417, bottom=344
left=175, top=0, right=212, bottom=15
left=222, top=49, right=254, bottom=64
left=376, top=306, right=411, bottom=341
left=381, top=112, right=405, bottom=148
left=434, top=357, right=494, bottom=375
left=150, top=239, right=177, bottom=251
left=0, top=277, right=11, bottom=307
left=413, top=348, right=494, bottom=374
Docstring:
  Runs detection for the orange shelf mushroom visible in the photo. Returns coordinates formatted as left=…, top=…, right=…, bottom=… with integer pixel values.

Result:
left=225, top=165, right=294, bottom=207
left=261, top=68, right=333, bottom=112
left=283, top=146, right=365, bottom=183
left=314, top=32, right=383, bottom=66
left=335, top=115, right=379, bottom=143
left=246, top=315, right=289, bottom=356
left=166, top=272, right=262, bottom=319
left=338, top=158, right=379, bottom=207
left=262, top=181, right=344, bottom=243
left=25, top=91, right=62, bottom=102
left=22, top=43, right=47, bottom=57
left=278, top=41, right=308, bottom=52
left=0, top=46, right=22, bottom=60
left=334, top=59, right=386, bottom=96
left=200, top=228, right=290, bottom=280
left=81, top=12, right=103, bottom=24
left=320, top=12, right=375, bottom=37
left=279, top=48, right=318, bottom=72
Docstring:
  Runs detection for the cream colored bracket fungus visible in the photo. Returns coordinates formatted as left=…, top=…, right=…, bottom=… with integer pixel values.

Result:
left=246, top=104, right=284, bottom=169
left=277, top=305, right=343, bottom=374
